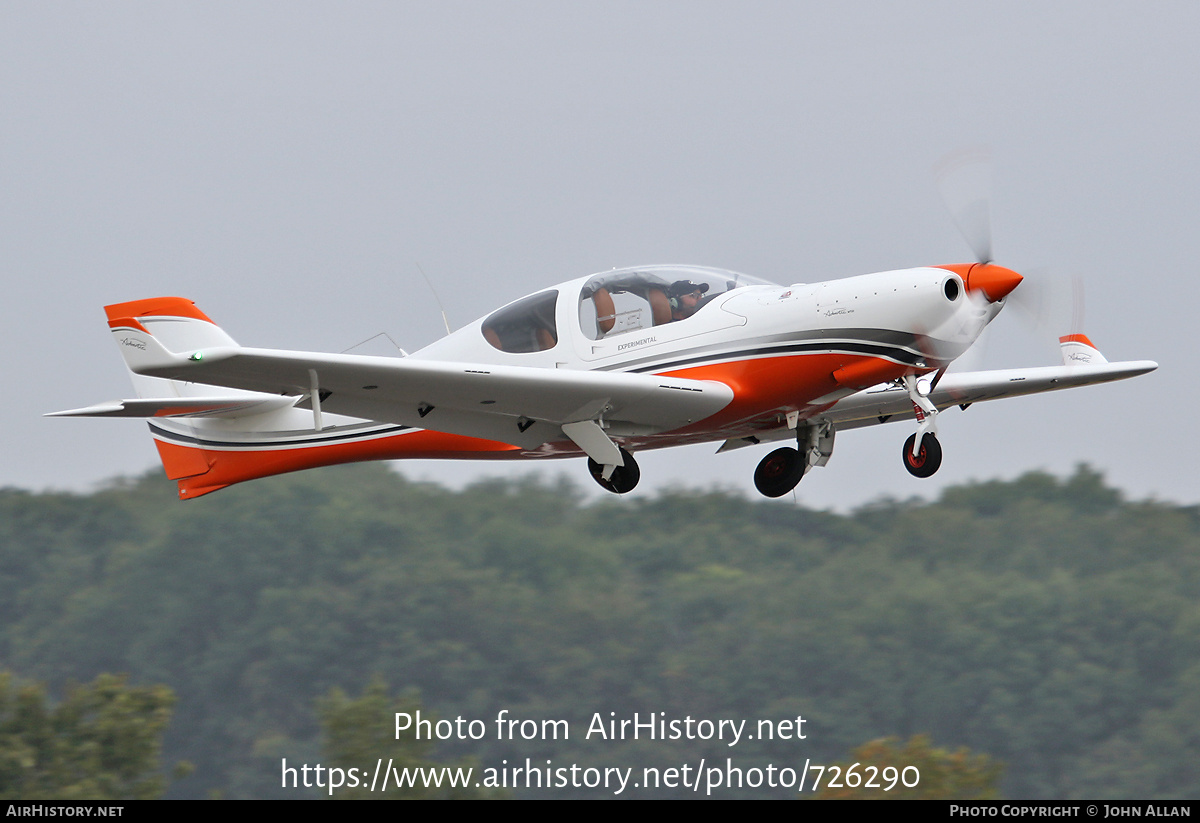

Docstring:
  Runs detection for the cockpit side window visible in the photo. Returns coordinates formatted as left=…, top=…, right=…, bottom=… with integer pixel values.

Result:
left=579, top=269, right=746, bottom=340
left=577, top=267, right=779, bottom=342
left=579, top=273, right=666, bottom=340
left=481, top=290, right=559, bottom=353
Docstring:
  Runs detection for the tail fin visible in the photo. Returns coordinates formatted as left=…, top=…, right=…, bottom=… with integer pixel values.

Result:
left=63, top=297, right=450, bottom=501
left=103, top=298, right=251, bottom=496
left=1059, top=333, right=1109, bottom=366
left=105, top=297, right=239, bottom=398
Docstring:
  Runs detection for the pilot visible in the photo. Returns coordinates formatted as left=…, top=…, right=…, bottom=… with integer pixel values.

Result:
left=668, top=280, right=710, bottom=321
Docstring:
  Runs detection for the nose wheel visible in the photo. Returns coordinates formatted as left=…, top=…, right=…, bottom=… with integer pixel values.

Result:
left=902, top=433, right=942, bottom=478
left=588, top=447, right=641, bottom=494
left=754, top=447, right=805, bottom=498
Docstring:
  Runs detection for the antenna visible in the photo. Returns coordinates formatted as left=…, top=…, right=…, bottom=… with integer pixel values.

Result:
left=340, top=332, right=408, bottom=357
left=416, top=262, right=453, bottom=336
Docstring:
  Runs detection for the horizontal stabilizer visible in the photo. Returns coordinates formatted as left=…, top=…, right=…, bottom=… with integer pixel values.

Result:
left=46, top=396, right=294, bottom=419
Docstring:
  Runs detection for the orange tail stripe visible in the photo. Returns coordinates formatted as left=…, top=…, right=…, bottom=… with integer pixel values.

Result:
left=105, top=297, right=216, bottom=324
left=107, top=316, right=150, bottom=333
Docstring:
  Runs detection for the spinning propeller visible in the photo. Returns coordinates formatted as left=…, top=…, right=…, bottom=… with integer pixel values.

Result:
left=935, top=148, right=1023, bottom=304
left=935, top=148, right=1085, bottom=358
left=936, top=147, right=995, bottom=266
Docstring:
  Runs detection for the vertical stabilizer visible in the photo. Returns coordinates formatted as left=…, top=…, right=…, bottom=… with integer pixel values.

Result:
left=105, top=297, right=239, bottom=399
left=104, top=297, right=245, bottom=490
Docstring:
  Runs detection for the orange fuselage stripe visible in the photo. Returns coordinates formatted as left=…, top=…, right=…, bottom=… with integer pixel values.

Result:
left=659, top=352, right=913, bottom=431
left=159, top=429, right=520, bottom=499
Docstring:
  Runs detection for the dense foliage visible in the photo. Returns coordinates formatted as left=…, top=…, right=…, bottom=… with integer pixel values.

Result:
left=0, top=464, right=1196, bottom=798
left=0, top=673, right=179, bottom=799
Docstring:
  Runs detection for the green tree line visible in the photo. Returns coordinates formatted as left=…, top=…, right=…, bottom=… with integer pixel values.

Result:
left=0, top=464, right=1195, bottom=798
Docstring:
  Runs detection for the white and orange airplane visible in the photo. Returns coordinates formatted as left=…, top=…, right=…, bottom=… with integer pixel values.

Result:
left=51, top=258, right=1156, bottom=500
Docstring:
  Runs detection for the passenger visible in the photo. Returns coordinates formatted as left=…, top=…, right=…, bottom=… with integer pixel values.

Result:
left=668, top=280, right=709, bottom=321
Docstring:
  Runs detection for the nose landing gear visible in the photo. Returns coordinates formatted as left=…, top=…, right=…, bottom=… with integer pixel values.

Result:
left=901, top=373, right=943, bottom=478
left=902, top=432, right=942, bottom=478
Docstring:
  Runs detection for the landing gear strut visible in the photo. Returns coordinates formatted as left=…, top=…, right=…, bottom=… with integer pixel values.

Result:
left=588, top=447, right=640, bottom=494
left=902, top=432, right=942, bottom=478
left=754, top=447, right=805, bottom=498
left=901, top=373, right=942, bottom=479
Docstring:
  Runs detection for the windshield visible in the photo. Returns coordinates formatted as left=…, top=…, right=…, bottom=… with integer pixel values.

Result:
left=578, top=265, right=776, bottom=340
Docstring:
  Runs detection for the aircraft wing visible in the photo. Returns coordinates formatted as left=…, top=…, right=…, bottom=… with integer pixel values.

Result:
left=110, top=331, right=734, bottom=455
left=825, top=358, right=1158, bottom=431
left=717, top=352, right=1156, bottom=453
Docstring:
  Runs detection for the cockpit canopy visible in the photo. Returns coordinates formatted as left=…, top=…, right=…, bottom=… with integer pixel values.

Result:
left=477, top=266, right=779, bottom=354
left=578, top=265, right=777, bottom=340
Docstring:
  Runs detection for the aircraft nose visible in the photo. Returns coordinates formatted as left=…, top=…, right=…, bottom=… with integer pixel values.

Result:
left=966, top=263, right=1023, bottom=302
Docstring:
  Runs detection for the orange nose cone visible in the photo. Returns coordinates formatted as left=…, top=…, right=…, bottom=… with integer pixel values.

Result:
left=966, top=264, right=1023, bottom=302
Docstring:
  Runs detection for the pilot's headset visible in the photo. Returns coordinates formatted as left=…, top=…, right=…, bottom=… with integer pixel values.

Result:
left=668, top=280, right=707, bottom=310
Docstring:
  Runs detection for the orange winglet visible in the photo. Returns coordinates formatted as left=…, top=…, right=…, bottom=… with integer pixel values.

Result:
left=1059, top=333, right=1097, bottom=348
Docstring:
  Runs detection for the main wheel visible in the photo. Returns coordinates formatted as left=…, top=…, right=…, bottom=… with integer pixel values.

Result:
left=588, top=447, right=641, bottom=494
left=902, top=433, right=942, bottom=478
left=754, top=447, right=805, bottom=498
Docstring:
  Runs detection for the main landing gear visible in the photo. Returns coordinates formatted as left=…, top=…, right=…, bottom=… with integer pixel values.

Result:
left=754, top=447, right=805, bottom=498
left=751, top=420, right=834, bottom=498
left=588, top=447, right=640, bottom=494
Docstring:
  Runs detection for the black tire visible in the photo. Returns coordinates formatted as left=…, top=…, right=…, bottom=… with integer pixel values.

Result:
left=902, top=433, right=943, bottom=478
left=588, top=447, right=640, bottom=494
left=754, top=447, right=805, bottom=498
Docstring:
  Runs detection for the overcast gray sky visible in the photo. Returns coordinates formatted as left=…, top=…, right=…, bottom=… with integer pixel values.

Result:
left=3, top=1, right=1194, bottom=509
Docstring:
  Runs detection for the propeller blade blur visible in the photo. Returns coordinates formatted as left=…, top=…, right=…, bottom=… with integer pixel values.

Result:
left=936, top=147, right=994, bottom=265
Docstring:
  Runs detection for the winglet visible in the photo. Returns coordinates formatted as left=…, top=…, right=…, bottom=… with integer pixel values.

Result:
left=1059, top=334, right=1109, bottom=366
